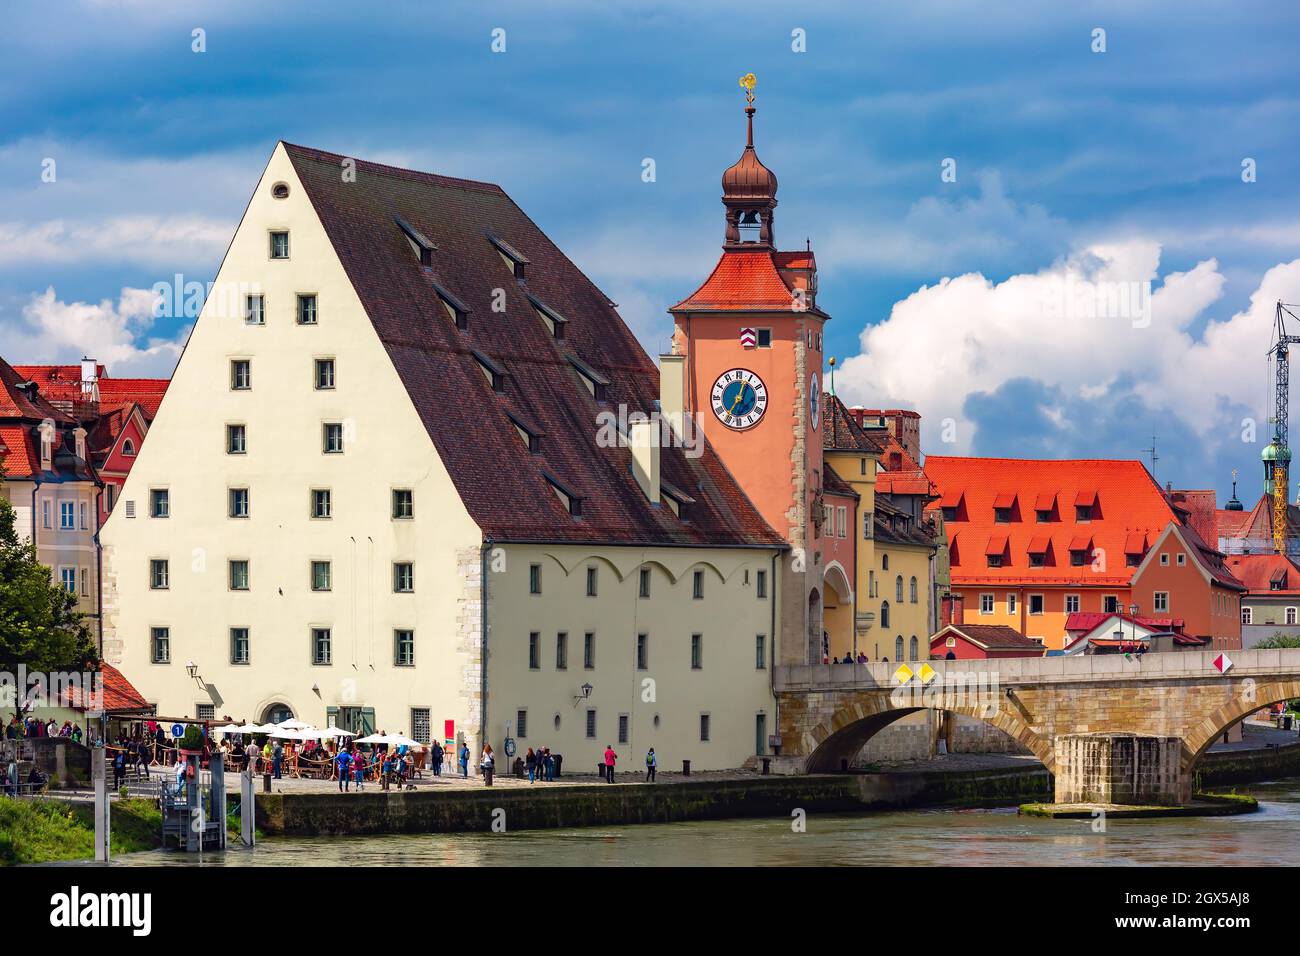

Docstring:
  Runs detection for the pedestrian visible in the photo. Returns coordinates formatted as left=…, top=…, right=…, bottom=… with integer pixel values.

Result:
left=603, top=744, right=617, bottom=784
left=544, top=748, right=555, bottom=782
left=645, top=747, right=657, bottom=782
left=458, top=741, right=469, bottom=778
left=173, top=759, right=186, bottom=799
left=480, top=744, right=495, bottom=786
left=272, top=739, right=283, bottom=779
left=112, top=748, right=126, bottom=790
left=336, top=748, right=353, bottom=792
left=244, top=740, right=259, bottom=776
left=525, top=747, right=537, bottom=783
left=431, top=741, right=443, bottom=777
left=354, top=748, right=367, bottom=791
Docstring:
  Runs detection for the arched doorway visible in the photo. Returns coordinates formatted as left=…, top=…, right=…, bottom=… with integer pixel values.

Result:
left=807, top=587, right=823, bottom=664
left=261, top=702, right=294, bottom=726
left=822, top=564, right=854, bottom=661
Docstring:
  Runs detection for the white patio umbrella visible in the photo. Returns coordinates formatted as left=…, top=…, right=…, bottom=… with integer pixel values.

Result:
left=214, top=723, right=243, bottom=734
left=353, top=733, right=386, bottom=744
left=317, top=725, right=357, bottom=739
left=386, top=734, right=423, bottom=749
left=275, top=719, right=313, bottom=730
left=270, top=727, right=312, bottom=740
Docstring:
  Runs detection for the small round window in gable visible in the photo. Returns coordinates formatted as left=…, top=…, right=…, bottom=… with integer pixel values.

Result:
left=272, top=182, right=290, bottom=200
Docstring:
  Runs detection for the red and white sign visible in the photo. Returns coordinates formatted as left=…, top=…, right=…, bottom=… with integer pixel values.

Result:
left=1213, top=653, right=1233, bottom=674
left=739, top=327, right=757, bottom=348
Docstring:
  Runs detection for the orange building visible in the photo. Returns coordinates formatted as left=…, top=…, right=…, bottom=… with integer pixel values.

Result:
left=924, top=457, right=1244, bottom=651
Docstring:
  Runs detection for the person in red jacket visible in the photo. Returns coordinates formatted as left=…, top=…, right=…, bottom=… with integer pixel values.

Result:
left=603, top=745, right=617, bottom=784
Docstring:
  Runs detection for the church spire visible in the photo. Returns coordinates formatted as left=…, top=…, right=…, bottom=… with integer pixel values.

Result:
left=722, top=73, right=778, bottom=249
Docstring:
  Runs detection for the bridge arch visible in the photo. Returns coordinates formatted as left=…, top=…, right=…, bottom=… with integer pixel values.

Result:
left=1183, top=678, right=1300, bottom=771
left=801, top=695, right=1054, bottom=774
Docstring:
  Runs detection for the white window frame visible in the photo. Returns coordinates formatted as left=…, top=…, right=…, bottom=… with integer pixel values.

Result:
left=979, top=593, right=995, bottom=615
left=1028, top=593, right=1045, bottom=616
left=1065, top=593, right=1080, bottom=614
left=1153, top=591, right=1169, bottom=613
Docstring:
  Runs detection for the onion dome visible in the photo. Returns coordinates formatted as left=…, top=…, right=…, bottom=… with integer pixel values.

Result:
left=722, top=107, right=778, bottom=203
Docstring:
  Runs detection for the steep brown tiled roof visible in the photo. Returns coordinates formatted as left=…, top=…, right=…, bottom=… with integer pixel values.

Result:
left=823, top=464, right=859, bottom=499
left=823, top=393, right=882, bottom=453
left=933, top=624, right=1044, bottom=653
left=285, top=144, right=784, bottom=549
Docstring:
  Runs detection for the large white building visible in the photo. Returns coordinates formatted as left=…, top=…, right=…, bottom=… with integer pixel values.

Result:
left=101, top=141, right=788, bottom=769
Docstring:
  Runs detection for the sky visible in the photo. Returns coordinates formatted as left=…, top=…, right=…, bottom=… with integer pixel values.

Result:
left=3, top=0, right=1300, bottom=502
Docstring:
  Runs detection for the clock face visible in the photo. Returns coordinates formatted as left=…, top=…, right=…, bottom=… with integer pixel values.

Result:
left=809, top=373, right=821, bottom=429
left=711, top=368, right=768, bottom=430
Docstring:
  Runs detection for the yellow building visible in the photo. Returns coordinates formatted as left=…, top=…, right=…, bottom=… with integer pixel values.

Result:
left=99, top=142, right=786, bottom=770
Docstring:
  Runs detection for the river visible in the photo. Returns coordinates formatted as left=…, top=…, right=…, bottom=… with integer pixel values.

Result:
left=83, top=779, right=1300, bottom=867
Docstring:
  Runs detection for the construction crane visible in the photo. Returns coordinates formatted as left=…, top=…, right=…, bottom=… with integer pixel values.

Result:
left=1267, top=301, right=1300, bottom=554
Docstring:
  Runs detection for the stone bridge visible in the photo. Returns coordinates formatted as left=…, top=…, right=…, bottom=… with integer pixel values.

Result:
left=773, top=649, right=1300, bottom=804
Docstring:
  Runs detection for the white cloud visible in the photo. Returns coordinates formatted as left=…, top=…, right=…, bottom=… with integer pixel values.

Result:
left=0, top=286, right=184, bottom=377
left=835, top=241, right=1300, bottom=462
left=0, top=217, right=230, bottom=268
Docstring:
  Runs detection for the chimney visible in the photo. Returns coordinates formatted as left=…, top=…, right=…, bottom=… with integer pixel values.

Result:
left=941, top=593, right=964, bottom=626
left=659, top=353, right=685, bottom=438
left=630, top=406, right=661, bottom=504
left=80, top=357, right=99, bottom=401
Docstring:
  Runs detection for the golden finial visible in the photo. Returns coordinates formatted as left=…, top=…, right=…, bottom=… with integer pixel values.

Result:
left=739, top=73, right=756, bottom=105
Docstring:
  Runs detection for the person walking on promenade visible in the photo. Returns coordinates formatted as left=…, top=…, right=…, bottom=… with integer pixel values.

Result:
left=112, top=748, right=126, bottom=790
left=431, top=741, right=443, bottom=776
left=480, top=744, right=495, bottom=786
left=604, top=744, right=617, bottom=783
left=525, top=747, right=537, bottom=783
left=354, top=748, right=367, bottom=791
left=336, top=748, right=353, bottom=792
left=545, top=748, right=556, bottom=782
left=272, top=739, right=283, bottom=779
left=645, top=747, right=657, bottom=782
left=458, top=741, right=470, bottom=778
left=244, top=740, right=259, bottom=777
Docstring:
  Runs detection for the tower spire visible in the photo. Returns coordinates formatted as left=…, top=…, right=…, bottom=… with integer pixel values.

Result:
left=722, top=73, right=778, bottom=249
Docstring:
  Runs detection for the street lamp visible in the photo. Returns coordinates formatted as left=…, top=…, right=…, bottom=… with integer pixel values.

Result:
left=1128, top=602, right=1140, bottom=653
left=573, top=682, right=593, bottom=705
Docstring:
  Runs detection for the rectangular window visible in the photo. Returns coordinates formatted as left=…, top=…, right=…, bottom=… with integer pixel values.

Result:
left=1242, top=607, right=1253, bottom=625
left=42, top=500, right=50, bottom=529
left=60, top=501, right=75, bottom=530
left=323, top=422, right=344, bottom=454
left=151, top=627, right=170, bottom=663
left=149, top=489, right=169, bottom=518
left=80, top=568, right=89, bottom=597
left=515, top=710, right=527, bottom=740
left=1176, top=553, right=1186, bottom=566
left=1154, top=591, right=1169, bottom=613
left=1070, top=549, right=1088, bottom=567
left=226, top=424, right=247, bottom=455
left=60, top=567, right=76, bottom=594
left=311, top=489, right=331, bottom=519
left=528, top=632, right=540, bottom=670
left=618, top=714, right=629, bottom=745
left=230, top=359, right=251, bottom=390
left=79, top=502, right=87, bottom=530
left=315, top=358, right=336, bottom=390
left=529, top=563, right=541, bottom=594
left=639, top=567, right=651, bottom=598
left=393, top=562, right=414, bottom=593
left=245, top=294, right=265, bottom=325
left=229, top=559, right=249, bottom=591
left=837, top=505, right=847, bottom=538
left=636, top=633, right=648, bottom=670
left=1076, top=504, right=1093, bottom=522
left=586, top=566, right=597, bottom=597
left=994, top=507, right=1011, bottom=524
left=411, top=708, right=432, bottom=745
left=394, top=629, right=415, bottom=666
left=312, top=627, right=332, bottom=665
left=584, top=632, right=595, bottom=669
left=1007, top=593, right=1017, bottom=615
left=555, top=632, right=568, bottom=670
left=229, top=488, right=249, bottom=518
left=1029, top=553, right=1046, bottom=568
left=196, top=704, right=215, bottom=722
left=693, top=569, right=704, bottom=599
left=756, top=569, right=767, bottom=599
left=700, top=714, right=711, bottom=742
left=691, top=633, right=703, bottom=670
left=270, top=231, right=289, bottom=259
left=231, top=627, right=250, bottom=665
left=392, top=489, right=413, bottom=519
left=755, top=634, right=767, bottom=669
left=149, top=559, right=169, bottom=590
left=585, top=709, right=596, bottom=739
left=1065, top=594, right=1080, bottom=614
left=980, top=593, right=995, bottom=615
left=311, top=560, right=332, bottom=592
left=297, top=294, right=318, bottom=325
left=1029, top=594, right=1045, bottom=615
left=757, top=328, right=772, bottom=348
left=105, top=484, right=114, bottom=511
left=1104, top=596, right=1120, bottom=613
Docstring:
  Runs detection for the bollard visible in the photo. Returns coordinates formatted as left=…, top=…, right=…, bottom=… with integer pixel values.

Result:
left=761, top=757, right=771, bottom=776
left=682, top=759, right=691, bottom=776
left=262, top=772, right=271, bottom=794
left=484, top=767, right=494, bottom=787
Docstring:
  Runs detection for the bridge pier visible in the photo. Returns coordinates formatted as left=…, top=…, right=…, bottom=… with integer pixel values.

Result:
left=1054, top=734, right=1189, bottom=806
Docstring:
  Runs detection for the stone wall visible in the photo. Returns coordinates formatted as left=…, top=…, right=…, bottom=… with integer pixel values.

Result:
left=1054, top=733, right=1187, bottom=806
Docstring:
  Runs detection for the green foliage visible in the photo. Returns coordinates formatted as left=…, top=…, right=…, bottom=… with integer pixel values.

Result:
left=0, top=796, right=161, bottom=865
left=180, top=726, right=204, bottom=751
left=1255, top=633, right=1300, bottom=649
left=0, top=497, right=97, bottom=670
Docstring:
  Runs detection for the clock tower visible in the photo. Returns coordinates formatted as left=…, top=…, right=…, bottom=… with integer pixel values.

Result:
left=666, top=76, right=831, bottom=665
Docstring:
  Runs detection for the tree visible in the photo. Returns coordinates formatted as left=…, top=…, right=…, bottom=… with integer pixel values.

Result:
left=1254, top=633, right=1300, bottom=649
left=0, top=496, right=97, bottom=670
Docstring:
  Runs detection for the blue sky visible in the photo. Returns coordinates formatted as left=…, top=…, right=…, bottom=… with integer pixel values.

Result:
left=3, top=0, right=1300, bottom=502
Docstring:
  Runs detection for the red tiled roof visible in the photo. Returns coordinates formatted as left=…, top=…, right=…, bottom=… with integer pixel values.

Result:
left=670, top=249, right=798, bottom=312
left=1163, top=520, right=1245, bottom=591
left=1034, top=492, right=1056, bottom=511
left=0, top=425, right=36, bottom=478
left=0, top=358, right=74, bottom=423
left=773, top=251, right=815, bottom=270
left=98, top=379, right=169, bottom=420
left=1225, top=553, right=1300, bottom=596
left=285, top=143, right=785, bottom=549
left=924, top=457, right=1176, bottom=586
left=939, top=487, right=964, bottom=508
left=876, top=470, right=933, bottom=496
left=62, top=663, right=151, bottom=714
left=991, top=491, right=1015, bottom=509
left=985, top=533, right=1008, bottom=556
left=1065, top=611, right=1184, bottom=634
left=1027, top=535, right=1050, bottom=553
left=13, top=366, right=169, bottom=421
left=1068, top=533, right=1093, bottom=551
left=1165, top=488, right=1218, bottom=545
left=933, top=624, right=1044, bottom=653
left=1123, top=531, right=1147, bottom=554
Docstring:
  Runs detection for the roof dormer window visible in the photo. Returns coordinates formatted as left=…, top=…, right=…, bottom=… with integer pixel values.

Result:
left=396, top=216, right=436, bottom=268
left=566, top=354, right=609, bottom=401
left=543, top=471, right=582, bottom=517
left=470, top=349, right=507, bottom=393
left=528, top=294, right=567, bottom=340
left=506, top=411, right=542, bottom=454
left=662, top=479, right=695, bottom=521
left=432, top=282, right=469, bottom=330
left=487, top=232, right=528, bottom=279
